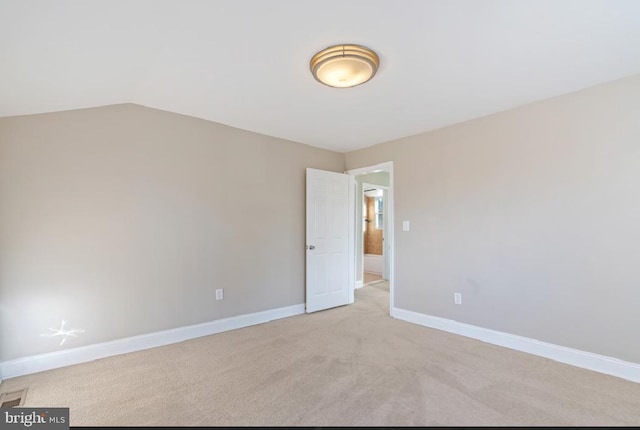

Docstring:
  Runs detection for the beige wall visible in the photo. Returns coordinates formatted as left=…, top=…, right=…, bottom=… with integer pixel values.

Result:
left=345, top=74, right=640, bottom=363
left=0, top=104, right=344, bottom=361
left=2, top=73, right=639, bottom=366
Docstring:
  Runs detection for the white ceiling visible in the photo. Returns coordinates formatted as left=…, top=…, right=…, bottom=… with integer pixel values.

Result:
left=1, top=0, right=639, bottom=153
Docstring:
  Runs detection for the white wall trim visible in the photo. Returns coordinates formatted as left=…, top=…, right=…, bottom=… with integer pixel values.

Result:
left=346, top=161, right=394, bottom=177
left=392, top=307, right=640, bottom=383
left=363, top=255, right=383, bottom=275
left=0, top=303, right=305, bottom=381
left=355, top=280, right=364, bottom=289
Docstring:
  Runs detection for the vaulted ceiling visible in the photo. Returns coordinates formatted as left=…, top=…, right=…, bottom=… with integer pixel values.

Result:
left=2, top=0, right=639, bottom=152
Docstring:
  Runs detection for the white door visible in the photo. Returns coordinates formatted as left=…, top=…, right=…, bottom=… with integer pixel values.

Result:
left=306, top=168, right=353, bottom=313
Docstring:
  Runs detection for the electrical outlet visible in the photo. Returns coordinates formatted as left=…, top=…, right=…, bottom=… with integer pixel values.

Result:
left=454, top=292, right=462, bottom=305
left=215, top=289, right=224, bottom=301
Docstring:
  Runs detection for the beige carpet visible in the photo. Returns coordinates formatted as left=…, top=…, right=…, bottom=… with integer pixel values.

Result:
left=363, top=271, right=383, bottom=284
left=368, top=280, right=390, bottom=292
left=2, top=283, right=640, bottom=426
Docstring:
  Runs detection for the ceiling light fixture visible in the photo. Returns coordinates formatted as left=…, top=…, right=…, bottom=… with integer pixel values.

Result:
left=310, top=44, right=379, bottom=88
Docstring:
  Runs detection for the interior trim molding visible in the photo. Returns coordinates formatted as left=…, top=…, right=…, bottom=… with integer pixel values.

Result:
left=392, top=307, right=640, bottom=384
left=355, top=280, right=364, bottom=289
left=346, top=161, right=395, bottom=313
left=0, top=303, right=305, bottom=381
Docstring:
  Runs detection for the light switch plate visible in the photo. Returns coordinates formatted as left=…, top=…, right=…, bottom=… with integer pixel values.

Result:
left=402, top=221, right=410, bottom=231
left=454, top=293, right=462, bottom=305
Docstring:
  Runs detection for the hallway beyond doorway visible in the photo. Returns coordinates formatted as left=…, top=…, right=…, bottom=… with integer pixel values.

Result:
left=364, top=271, right=383, bottom=285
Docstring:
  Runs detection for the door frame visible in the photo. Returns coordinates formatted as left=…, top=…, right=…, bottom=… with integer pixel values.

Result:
left=346, top=162, right=395, bottom=315
left=361, top=182, right=389, bottom=281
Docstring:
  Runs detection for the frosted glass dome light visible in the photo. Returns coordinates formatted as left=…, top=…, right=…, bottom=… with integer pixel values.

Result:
left=310, top=44, right=379, bottom=88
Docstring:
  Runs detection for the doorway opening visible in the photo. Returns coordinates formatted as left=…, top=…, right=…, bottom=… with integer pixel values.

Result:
left=362, top=183, right=387, bottom=286
left=346, top=162, right=394, bottom=314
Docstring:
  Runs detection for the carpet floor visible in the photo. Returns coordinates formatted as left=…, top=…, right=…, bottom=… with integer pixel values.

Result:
left=1, top=283, right=639, bottom=426
left=363, top=271, right=383, bottom=284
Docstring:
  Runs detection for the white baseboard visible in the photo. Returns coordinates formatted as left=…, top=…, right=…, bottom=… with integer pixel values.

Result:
left=364, top=254, right=383, bottom=275
left=364, top=270, right=382, bottom=276
left=0, top=303, right=305, bottom=381
left=392, top=307, right=640, bottom=384
left=355, top=280, right=364, bottom=289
